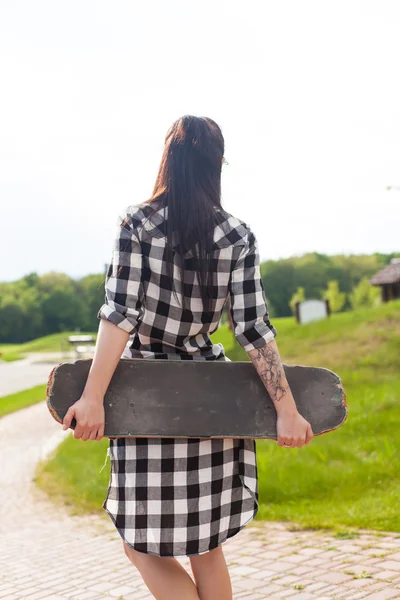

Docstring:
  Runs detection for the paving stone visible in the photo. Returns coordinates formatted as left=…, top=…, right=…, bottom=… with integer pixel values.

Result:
left=373, top=570, right=400, bottom=581
left=23, top=591, right=55, bottom=600
left=362, top=588, right=400, bottom=599
left=283, top=554, right=309, bottom=564
left=70, top=592, right=102, bottom=600
left=272, top=589, right=303, bottom=598
left=298, top=547, right=322, bottom=556
left=336, top=544, right=364, bottom=553
left=230, top=565, right=260, bottom=576
left=257, top=550, right=283, bottom=560
left=233, top=578, right=269, bottom=591
left=236, top=555, right=262, bottom=566
left=275, top=574, right=301, bottom=585
left=249, top=569, right=276, bottom=580
left=107, top=585, right=137, bottom=597
left=0, top=586, right=19, bottom=600
left=375, top=561, right=400, bottom=572
left=302, top=557, right=329, bottom=567
left=387, top=553, right=400, bottom=562
left=345, top=578, right=378, bottom=590
left=283, top=593, right=315, bottom=600
left=89, top=581, right=119, bottom=593
left=265, top=560, right=296, bottom=573
left=364, top=558, right=388, bottom=566
left=0, top=589, right=18, bottom=599
left=367, top=582, right=393, bottom=592
left=318, top=584, right=347, bottom=595
left=306, top=581, right=332, bottom=592
left=288, top=565, right=316, bottom=576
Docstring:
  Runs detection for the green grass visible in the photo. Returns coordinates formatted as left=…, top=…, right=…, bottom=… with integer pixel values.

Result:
left=0, top=385, right=48, bottom=418
left=34, top=435, right=110, bottom=515
left=0, top=331, right=95, bottom=362
left=33, top=300, right=400, bottom=531
left=254, top=300, right=400, bottom=531
left=0, top=343, right=25, bottom=362
left=256, top=372, right=400, bottom=530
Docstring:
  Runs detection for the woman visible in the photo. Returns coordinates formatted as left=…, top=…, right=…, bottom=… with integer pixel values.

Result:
left=62, top=115, right=313, bottom=600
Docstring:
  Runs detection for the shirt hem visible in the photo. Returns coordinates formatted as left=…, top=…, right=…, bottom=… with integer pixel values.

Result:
left=102, top=502, right=258, bottom=558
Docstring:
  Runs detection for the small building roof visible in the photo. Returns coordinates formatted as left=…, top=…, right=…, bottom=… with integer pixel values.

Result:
left=370, top=259, right=400, bottom=285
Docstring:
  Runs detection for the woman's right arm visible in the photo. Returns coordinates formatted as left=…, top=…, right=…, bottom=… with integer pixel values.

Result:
left=62, top=319, right=130, bottom=441
left=228, top=225, right=313, bottom=448
left=62, top=208, right=143, bottom=441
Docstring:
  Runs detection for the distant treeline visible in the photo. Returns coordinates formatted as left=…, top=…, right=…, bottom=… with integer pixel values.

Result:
left=261, top=251, right=398, bottom=318
left=0, top=251, right=398, bottom=344
left=0, top=272, right=105, bottom=344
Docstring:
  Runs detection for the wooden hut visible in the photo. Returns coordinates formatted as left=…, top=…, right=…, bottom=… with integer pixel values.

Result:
left=369, top=258, right=400, bottom=302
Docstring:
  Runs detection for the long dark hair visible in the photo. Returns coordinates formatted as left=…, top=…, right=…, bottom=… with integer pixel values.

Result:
left=146, top=115, right=225, bottom=310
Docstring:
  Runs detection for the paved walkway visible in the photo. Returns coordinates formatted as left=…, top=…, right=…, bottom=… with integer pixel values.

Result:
left=1, top=399, right=400, bottom=599
left=0, top=352, right=70, bottom=396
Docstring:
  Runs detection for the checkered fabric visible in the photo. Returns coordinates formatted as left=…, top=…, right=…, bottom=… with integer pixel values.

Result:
left=98, top=200, right=277, bottom=556
left=97, top=200, right=277, bottom=358
left=103, top=436, right=259, bottom=557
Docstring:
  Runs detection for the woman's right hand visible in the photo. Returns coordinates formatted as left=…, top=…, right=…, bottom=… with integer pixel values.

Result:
left=276, top=409, right=314, bottom=448
left=62, top=395, right=105, bottom=441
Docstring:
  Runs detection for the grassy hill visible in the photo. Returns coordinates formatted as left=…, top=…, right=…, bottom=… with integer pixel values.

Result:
left=0, top=331, right=95, bottom=362
left=32, top=299, right=400, bottom=531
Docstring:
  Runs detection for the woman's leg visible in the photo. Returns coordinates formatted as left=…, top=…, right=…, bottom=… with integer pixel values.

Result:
left=123, top=541, right=200, bottom=600
left=189, top=545, right=232, bottom=600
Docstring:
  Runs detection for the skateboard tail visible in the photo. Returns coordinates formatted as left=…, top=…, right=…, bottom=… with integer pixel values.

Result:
left=315, top=407, right=348, bottom=436
left=316, top=377, right=348, bottom=437
left=336, top=379, right=348, bottom=409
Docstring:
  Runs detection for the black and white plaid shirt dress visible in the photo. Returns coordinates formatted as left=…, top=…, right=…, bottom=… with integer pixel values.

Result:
left=97, top=200, right=277, bottom=557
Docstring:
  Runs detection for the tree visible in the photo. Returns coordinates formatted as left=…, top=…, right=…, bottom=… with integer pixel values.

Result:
left=322, top=280, right=346, bottom=313
left=38, top=271, right=87, bottom=334
left=261, top=259, right=297, bottom=318
left=0, top=302, right=26, bottom=343
left=78, top=273, right=107, bottom=330
left=349, top=277, right=381, bottom=310
left=289, top=287, right=305, bottom=316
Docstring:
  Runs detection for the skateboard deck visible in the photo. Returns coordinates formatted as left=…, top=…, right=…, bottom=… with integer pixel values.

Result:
left=46, top=359, right=347, bottom=439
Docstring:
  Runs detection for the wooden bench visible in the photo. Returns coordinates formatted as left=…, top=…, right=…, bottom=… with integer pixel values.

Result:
left=67, top=336, right=96, bottom=359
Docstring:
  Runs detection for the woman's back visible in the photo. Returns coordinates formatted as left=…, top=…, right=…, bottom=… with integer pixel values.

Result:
left=97, top=199, right=277, bottom=361
left=71, top=115, right=311, bottom=567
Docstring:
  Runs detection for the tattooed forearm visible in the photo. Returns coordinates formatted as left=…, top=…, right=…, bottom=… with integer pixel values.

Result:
left=249, top=340, right=295, bottom=408
left=249, top=341, right=288, bottom=403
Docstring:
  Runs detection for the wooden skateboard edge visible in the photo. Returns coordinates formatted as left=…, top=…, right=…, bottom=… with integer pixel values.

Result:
left=46, top=363, right=63, bottom=425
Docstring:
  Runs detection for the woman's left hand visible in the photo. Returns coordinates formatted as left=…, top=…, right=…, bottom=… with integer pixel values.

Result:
left=62, top=395, right=105, bottom=441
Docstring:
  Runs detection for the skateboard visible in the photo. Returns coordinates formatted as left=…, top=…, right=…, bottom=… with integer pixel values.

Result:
left=46, top=359, right=347, bottom=439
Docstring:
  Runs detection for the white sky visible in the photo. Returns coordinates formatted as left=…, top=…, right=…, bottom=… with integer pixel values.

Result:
left=0, top=0, right=399, bottom=282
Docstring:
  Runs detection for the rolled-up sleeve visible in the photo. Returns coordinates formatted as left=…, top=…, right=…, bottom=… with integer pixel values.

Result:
left=228, top=227, right=277, bottom=352
left=97, top=209, right=143, bottom=334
